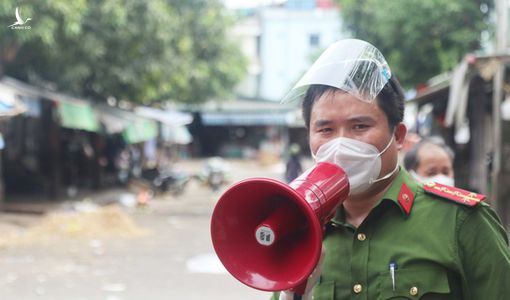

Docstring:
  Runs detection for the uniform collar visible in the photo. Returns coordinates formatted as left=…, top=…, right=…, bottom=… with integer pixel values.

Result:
left=331, top=167, right=419, bottom=226
left=380, top=167, right=420, bottom=215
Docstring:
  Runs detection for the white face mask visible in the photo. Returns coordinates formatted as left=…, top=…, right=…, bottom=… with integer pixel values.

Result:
left=313, top=135, right=398, bottom=195
left=410, top=171, right=455, bottom=187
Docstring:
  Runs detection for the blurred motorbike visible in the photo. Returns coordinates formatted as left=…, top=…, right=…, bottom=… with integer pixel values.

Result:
left=154, top=168, right=191, bottom=196
left=140, top=167, right=191, bottom=197
left=197, top=157, right=229, bottom=192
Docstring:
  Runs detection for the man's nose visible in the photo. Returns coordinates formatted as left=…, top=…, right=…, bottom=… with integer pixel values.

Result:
left=333, top=129, right=350, bottom=139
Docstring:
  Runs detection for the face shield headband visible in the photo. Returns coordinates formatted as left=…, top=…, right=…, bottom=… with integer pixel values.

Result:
left=282, top=39, right=391, bottom=103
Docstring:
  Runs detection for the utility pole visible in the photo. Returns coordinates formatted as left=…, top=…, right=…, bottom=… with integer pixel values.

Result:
left=492, top=0, right=508, bottom=226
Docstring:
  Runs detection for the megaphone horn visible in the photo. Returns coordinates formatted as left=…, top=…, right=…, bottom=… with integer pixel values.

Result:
left=211, top=162, right=349, bottom=293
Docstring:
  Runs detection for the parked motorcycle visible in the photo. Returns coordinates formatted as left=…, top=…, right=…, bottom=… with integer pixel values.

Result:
left=140, top=167, right=191, bottom=197
left=197, top=157, right=230, bottom=192
left=153, top=168, right=191, bottom=196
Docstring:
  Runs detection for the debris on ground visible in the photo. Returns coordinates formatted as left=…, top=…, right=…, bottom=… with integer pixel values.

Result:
left=0, top=204, right=147, bottom=249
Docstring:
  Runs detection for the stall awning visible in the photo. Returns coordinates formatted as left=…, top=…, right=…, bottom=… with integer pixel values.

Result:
left=95, top=104, right=160, bottom=143
left=134, top=106, right=193, bottom=126
left=57, top=101, right=99, bottom=132
left=161, top=124, right=192, bottom=144
left=201, top=111, right=297, bottom=126
left=0, top=82, right=27, bottom=117
left=122, top=118, right=158, bottom=144
left=94, top=104, right=135, bottom=134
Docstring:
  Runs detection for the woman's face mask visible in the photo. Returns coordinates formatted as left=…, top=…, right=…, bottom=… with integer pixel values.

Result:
left=410, top=171, right=455, bottom=187
left=313, top=135, right=398, bottom=195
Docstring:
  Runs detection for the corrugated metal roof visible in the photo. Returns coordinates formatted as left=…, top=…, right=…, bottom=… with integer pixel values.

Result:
left=189, top=98, right=303, bottom=126
left=134, top=106, right=193, bottom=126
left=202, top=111, right=295, bottom=126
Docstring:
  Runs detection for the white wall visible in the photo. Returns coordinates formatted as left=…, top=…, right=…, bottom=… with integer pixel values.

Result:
left=230, top=15, right=262, bottom=99
left=259, top=7, right=343, bottom=101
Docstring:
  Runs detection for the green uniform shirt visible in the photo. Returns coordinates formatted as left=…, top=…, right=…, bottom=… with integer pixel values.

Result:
left=272, top=168, right=510, bottom=300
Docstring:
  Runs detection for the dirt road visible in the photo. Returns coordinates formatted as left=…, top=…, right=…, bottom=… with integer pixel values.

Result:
left=0, top=158, right=307, bottom=300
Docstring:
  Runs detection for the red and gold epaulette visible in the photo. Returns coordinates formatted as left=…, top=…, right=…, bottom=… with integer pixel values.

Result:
left=423, top=182, right=486, bottom=207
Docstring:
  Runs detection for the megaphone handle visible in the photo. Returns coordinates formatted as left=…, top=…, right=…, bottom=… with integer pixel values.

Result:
left=291, top=281, right=307, bottom=297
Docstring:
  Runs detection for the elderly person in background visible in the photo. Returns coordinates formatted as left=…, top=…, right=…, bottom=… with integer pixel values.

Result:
left=403, top=137, right=455, bottom=186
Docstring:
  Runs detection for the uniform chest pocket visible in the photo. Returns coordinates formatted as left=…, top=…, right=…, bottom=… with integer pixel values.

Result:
left=376, top=265, right=451, bottom=299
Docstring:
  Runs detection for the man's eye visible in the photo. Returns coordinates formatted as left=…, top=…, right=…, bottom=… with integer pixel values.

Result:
left=426, top=170, right=437, bottom=177
left=317, top=128, right=332, bottom=133
left=353, top=124, right=369, bottom=130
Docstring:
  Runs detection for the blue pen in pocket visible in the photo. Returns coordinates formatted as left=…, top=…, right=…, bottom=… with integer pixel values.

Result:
left=389, top=261, right=397, bottom=291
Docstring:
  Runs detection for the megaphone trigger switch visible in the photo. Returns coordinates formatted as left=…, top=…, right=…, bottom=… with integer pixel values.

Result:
left=255, top=226, right=275, bottom=246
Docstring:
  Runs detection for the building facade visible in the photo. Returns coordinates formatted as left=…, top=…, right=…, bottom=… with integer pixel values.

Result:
left=232, top=1, right=345, bottom=101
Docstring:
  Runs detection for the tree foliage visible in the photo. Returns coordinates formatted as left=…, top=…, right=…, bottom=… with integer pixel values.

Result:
left=0, top=0, right=246, bottom=104
left=337, top=0, right=493, bottom=88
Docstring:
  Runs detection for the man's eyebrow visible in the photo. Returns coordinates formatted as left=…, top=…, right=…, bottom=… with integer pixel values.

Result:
left=312, top=119, right=333, bottom=127
left=312, top=116, right=376, bottom=127
left=348, top=116, right=376, bottom=123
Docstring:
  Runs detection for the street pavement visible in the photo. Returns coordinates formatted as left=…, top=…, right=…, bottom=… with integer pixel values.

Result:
left=0, top=158, right=311, bottom=300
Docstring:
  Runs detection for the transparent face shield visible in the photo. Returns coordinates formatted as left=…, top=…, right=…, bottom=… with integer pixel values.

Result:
left=282, top=39, right=391, bottom=103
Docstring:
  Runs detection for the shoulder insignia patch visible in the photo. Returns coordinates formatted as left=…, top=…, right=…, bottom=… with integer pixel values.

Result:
left=397, top=183, right=414, bottom=215
left=423, top=182, right=486, bottom=207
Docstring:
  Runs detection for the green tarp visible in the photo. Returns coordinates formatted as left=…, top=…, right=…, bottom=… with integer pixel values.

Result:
left=57, top=101, right=99, bottom=132
left=58, top=100, right=158, bottom=143
left=122, top=118, right=158, bottom=144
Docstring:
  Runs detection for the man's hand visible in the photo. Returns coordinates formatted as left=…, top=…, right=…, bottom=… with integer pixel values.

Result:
left=279, top=247, right=326, bottom=300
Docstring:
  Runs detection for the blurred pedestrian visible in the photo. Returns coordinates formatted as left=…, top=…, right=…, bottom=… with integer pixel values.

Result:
left=285, top=143, right=303, bottom=183
left=404, top=136, right=455, bottom=186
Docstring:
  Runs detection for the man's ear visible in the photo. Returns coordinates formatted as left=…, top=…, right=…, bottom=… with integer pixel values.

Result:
left=394, top=122, right=407, bottom=150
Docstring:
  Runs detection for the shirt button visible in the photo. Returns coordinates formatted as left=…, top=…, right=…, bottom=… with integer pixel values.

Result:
left=410, top=286, right=418, bottom=296
left=357, top=233, right=366, bottom=241
left=353, top=284, right=363, bottom=293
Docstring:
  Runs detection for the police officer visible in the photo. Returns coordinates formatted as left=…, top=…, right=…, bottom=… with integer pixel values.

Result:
left=272, top=39, right=510, bottom=300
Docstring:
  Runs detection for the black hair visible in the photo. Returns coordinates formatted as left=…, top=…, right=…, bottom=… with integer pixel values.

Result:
left=403, top=136, right=455, bottom=171
left=301, top=75, right=405, bottom=132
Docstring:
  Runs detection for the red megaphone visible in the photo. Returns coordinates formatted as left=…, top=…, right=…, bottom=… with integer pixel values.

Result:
left=210, top=162, right=349, bottom=294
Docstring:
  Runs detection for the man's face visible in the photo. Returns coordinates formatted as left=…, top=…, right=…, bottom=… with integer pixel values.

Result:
left=309, top=90, right=405, bottom=187
left=415, top=144, right=454, bottom=178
